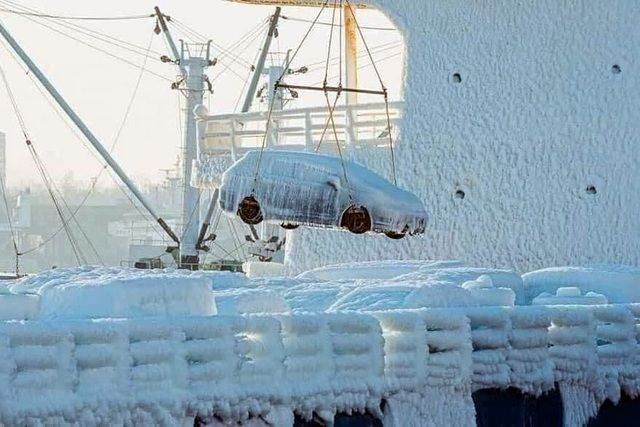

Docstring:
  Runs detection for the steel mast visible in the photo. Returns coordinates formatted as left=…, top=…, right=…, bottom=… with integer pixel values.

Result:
left=155, top=7, right=214, bottom=269
left=195, top=7, right=281, bottom=252
left=0, top=17, right=181, bottom=245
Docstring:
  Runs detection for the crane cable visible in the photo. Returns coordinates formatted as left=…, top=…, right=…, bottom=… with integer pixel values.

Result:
left=346, top=0, right=396, bottom=184
left=251, top=1, right=329, bottom=193
left=0, top=58, right=87, bottom=264
left=318, top=0, right=352, bottom=199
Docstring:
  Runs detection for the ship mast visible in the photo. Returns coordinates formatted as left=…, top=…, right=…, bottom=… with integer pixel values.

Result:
left=155, top=6, right=214, bottom=269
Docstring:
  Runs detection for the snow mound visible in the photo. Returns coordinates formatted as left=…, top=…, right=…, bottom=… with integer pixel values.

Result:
left=532, top=287, right=608, bottom=306
left=284, top=288, right=345, bottom=312
left=243, top=261, right=285, bottom=278
left=462, top=275, right=516, bottom=306
left=11, top=266, right=215, bottom=319
left=214, top=289, right=290, bottom=314
left=297, top=259, right=466, bottom=281
left=393, top=267, right=525, bottom=305
left=522, top=264, right=640, bottom=304
left=328, top=282, right=478, bottom=312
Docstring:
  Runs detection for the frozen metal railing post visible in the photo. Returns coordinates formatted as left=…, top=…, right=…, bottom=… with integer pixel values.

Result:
left=304, top=111, right=313, bottom=148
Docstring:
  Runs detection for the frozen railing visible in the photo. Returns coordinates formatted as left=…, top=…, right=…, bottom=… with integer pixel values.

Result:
left=2, top=304, right=640, bottom=424
left=507, top=306, right=554, bottom=394
left=464, top=307, right=512, bottom=390
left=198, top=101, right=404, bottom=157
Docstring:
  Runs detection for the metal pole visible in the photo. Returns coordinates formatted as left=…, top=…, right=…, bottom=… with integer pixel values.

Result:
left=344, top=4, right=358, bottom=107
left=154, top=6, right=187, bottom=75
left=0, top=18, right=180, bottom=244
left=195, top=188, right=218, bottom=251
left=155, top=6, right=214, bottom=268
left=240, top=7, right=281, bottom=113
left=179, top=55, right=207, bottom=267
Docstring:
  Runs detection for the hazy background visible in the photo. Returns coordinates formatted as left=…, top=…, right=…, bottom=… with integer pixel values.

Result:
left=0, top=0, right=403, bottom=189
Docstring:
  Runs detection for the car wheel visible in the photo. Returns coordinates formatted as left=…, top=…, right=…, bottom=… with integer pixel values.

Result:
left=281, top=223, right=299, bottom=230
left=340, top=205, right=372, bottom=234
left=384, top=231, right=406, bottom=240
left=237, top=195, right=263, bottom=225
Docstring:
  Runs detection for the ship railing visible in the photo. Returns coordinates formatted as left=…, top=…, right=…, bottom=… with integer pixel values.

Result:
left=2, top=303, right=640, bottom=422
left=197, top=100, right=404, bottom=158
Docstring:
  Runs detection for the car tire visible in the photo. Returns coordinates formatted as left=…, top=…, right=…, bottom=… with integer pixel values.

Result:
left=281, top=223, right=299, bottom=230
left=237, top=195, right=263, bottom=225
left=384, top=231, right=406, bottom=240
left=340, top=205, right=372, bottom=234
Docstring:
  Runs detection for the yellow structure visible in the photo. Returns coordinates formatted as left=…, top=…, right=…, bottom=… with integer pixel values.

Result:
left=226, top=0, right=367, bottom=105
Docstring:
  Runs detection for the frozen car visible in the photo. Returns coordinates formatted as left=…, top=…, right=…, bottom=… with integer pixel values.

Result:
left=219, top=150, right=427, bottom=239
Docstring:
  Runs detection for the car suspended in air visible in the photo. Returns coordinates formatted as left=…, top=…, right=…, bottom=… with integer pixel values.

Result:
left=218, top=150, right=427, bottom=239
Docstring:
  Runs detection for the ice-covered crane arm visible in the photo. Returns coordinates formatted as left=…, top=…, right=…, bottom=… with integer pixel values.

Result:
left=153, top=6, right=187, bottom=76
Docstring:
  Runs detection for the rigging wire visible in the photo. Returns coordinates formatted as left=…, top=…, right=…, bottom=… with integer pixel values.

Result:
left=168, top=15, right=268, bottom=69
left=309, top=49, right=402, bottom=88
left=0, top=55, right=90, bottom=264
left=233, top=29, right=266, bottom=111
left=209, top=20, right=271, bottom=83
left=37, top=30, right=160, bottom=260
left=0, top=3, right=170, bottom=240
left=0, top=0, right=165, bottom=59
left=0, top=2, right=172, bottom=83
left=251, top=1, right=329, bottom=190
left=344, top=0, right=396, bottom=183
left=281, top=14, right=396, bottom=31
left=344, top=0, right=385, bottom=88
left=303, top=40, right=401, bottom=73
left=0, top=7, right=154, bottom=21
left=276, top=1, right=329, bottom=84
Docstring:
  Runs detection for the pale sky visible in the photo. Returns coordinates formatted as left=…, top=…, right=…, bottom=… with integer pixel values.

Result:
left=0, top=0, right=403, bottom=189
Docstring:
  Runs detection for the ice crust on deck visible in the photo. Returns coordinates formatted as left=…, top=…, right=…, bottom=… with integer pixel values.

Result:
left=297, top=259, right=466, bottom=281
left=10, top=266, right=216, bottom=318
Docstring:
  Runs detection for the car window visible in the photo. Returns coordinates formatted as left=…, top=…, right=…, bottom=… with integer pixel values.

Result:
left=266, top=157, right=335, bottom=183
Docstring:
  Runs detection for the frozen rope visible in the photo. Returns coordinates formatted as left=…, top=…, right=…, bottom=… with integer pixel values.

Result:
left=0, top=7, right=154, bottom=21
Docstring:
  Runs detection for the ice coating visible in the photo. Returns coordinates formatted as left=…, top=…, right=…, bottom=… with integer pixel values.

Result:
left=297, top=259, right=466, bottom=281
left=218, top=150, right=428, bottom=234
left=0, top=264, right=640, bottom=424
left=523, top=265, right=640, bottom=304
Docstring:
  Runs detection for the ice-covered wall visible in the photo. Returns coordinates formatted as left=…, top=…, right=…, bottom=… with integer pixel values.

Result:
left=2, top=304, right=640, bottom=425
left=286, top=0, right=640, bottom=274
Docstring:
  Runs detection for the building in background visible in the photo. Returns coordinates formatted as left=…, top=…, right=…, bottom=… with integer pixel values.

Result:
left=0, top=131, right=5, bottom=186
